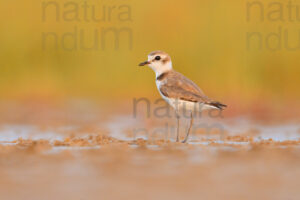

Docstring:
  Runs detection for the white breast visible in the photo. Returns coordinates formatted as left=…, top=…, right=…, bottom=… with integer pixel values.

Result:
left=156, top=80, right=169, bottom=102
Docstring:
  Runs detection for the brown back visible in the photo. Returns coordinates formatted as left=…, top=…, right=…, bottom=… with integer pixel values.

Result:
left=158, top=70, right=211, bottom=103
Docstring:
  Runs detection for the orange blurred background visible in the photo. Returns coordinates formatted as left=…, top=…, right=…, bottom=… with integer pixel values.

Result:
left=0, top=0, right=299, bottom=117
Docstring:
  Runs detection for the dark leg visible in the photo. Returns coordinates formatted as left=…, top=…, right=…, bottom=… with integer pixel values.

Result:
left=176, top=113, right=180, bottom=142
left=182, top=112, right=193, bottom=143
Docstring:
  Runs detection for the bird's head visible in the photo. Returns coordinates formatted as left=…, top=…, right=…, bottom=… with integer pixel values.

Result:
left=139, top=50, right=172, bottom=76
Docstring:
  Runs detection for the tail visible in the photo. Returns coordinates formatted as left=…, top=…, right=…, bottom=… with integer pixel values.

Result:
left=208, top=101, right=227, bottom=110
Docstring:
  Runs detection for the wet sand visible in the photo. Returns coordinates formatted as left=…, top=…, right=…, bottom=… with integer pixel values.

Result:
left=0, top=102, right=299, bottom=200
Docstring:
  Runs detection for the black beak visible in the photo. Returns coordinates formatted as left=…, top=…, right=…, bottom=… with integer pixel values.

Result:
left=139, top=61, right=150, bottom=66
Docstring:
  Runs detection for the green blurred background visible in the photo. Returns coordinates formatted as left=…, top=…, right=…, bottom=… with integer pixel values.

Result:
left=0, top=0, right=299, bottom=109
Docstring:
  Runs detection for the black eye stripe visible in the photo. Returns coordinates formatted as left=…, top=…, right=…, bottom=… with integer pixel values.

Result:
left=155, top=56, right=161, bottom=60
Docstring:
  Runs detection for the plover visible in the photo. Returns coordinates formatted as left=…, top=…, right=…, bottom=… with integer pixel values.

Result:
left=139, top=50, right=226, bottom=143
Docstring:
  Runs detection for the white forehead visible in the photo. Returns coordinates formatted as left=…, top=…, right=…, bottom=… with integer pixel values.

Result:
left=147, top=51, right=169, bottom=60
left=148, top=54, right=159, bottom=60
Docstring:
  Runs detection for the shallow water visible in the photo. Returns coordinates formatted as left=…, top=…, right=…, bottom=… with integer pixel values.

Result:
left=0, top=108, right=300, bottom=200
left=0, top=116, right=299, bottom=147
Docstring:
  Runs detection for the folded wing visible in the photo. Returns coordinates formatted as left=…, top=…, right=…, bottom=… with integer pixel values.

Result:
left=159, top=71, right=227, bottom=110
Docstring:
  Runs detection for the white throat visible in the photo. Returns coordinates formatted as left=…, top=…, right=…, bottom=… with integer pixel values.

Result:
left=150, top=62, right=173, bottom=78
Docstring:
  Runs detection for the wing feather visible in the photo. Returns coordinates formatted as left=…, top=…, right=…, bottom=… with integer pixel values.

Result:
left=159, top=71, right=227, bottom=110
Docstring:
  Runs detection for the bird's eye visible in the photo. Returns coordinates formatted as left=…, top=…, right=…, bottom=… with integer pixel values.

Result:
left=155, top=56, right=161, bottom=60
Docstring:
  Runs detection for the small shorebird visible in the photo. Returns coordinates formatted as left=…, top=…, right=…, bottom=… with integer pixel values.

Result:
left=139, top=50, right=226, bottom=143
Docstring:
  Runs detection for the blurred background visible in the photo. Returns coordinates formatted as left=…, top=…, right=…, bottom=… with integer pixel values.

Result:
left=1, top=1, right=300, bottom=200
left=0, top=0, right=299, bottom=119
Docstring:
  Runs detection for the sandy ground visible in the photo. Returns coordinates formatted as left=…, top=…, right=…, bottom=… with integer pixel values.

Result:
left=0, top=101, right=300, bottom=200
